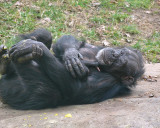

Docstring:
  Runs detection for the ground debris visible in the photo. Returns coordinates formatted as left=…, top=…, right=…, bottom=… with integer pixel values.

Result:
left=142, top=75, right=158, bottom=82
left=91, top=2, right=101, bottom=7
left=65, top=114, right=72, bottom=118
left=149, top=93, right=154, bottom=98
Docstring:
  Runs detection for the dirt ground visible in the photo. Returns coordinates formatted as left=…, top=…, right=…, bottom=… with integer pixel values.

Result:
left=0, top=63, right=160, bottom=128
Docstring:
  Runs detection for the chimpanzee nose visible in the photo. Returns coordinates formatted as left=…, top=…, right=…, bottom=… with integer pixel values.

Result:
left=113, top=50, right=120, bottom=57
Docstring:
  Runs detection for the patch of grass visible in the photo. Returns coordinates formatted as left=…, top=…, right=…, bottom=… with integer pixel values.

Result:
left=108, top=31, right=122, bottom=40
left=123, top=25, right=140, bottom=34
left=100, top=0, right=153, bottom=10
left=83, top=29, right=99, bottom=41
left=133, top=32, right=160, bottom=62
left=106, top=26, right=123, bottom=40
left=110, top=12, right=128, bottom=23
left=125, top=0, right=153, bottom=9
left=111, top=40, right=121, bottom=46
left=90, top=16, right=106, bottom=24
left=0, top=0, right=159, bottom=62
left=68, top=0, right=91, bottom=8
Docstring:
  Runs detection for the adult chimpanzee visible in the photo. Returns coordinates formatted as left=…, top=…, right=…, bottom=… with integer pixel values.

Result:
left=0, top=29, right=144, bottom=110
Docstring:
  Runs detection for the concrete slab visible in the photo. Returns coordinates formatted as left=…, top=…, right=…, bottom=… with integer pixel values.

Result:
left=0, top=64, right=160, bottom=128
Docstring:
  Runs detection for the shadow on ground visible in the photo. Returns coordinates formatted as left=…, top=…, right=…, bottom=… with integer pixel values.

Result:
left=0, top=64, right=160, bottom=128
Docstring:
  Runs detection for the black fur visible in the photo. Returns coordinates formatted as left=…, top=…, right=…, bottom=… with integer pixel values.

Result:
left=0, top=29, right=144, bottom=110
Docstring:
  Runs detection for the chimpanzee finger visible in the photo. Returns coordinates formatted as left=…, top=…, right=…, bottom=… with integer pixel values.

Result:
left=81, top=65, right=89, bottom=77
left=75, top=58, right=86, bottom=75
left=10, top=47, right=32, bottom=61
left=9, top=40, right=29, bottom=55
left=84, top=66, right=89, bottom=74
left=32, top=44, right=42, bottom=58
left=32, top=45, right=43, bottom=57
left=17, top=53, right=33, bottom=63
left=65, top=61, right=69, bottom=71
left=78, top=53, right=83, bottom=60
left=66, top=60, right=76, bottom=78
left=36, top=46, right=43, bottom=57
left=9, top=46, right=16, bottom=55
left=71, top=58, right=82, bottom=77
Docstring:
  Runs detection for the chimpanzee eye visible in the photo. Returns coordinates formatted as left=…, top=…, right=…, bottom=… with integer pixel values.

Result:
left=111, top=50, right=115, bottom=55
left=120, top=51, right=123, bottom=55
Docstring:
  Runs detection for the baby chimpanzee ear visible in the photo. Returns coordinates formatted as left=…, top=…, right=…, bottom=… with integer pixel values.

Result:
left=121, top=76, right=135, bottom=87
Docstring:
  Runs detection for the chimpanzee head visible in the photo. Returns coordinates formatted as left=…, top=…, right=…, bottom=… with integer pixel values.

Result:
left=96, top=47, right=145, bottom=87
left=20, top=28, right=52, bottom=49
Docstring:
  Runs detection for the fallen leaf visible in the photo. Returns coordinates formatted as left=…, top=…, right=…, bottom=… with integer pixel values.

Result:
left=65, top=114, right=72, bottom=118
left=54, top=113, right=58, bottom=116
left=44, top=117, right=48, bottom=119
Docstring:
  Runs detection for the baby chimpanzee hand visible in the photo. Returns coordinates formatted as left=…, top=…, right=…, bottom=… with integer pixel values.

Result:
left=63, top=48, right=89, bottom=78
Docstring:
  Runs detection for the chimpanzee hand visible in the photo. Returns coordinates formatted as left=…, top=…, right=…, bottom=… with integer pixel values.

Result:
left=63, top=48, right=89, bottom=78
left=9, top=39, right=44, bottom=63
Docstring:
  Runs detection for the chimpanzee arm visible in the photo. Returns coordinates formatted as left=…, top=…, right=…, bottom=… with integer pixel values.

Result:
left=53, top=35, right=89, bottom=78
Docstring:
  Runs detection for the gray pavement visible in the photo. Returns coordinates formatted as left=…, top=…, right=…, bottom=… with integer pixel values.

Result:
left=0, top=64, right=160, bottom=128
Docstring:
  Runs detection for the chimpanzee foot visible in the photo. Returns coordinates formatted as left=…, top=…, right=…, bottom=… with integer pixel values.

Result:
left=0, top=45, right=10, bottom=75
left=9, top=39, right=43, bottom=63
left=17, top=43, right=43, bottom=63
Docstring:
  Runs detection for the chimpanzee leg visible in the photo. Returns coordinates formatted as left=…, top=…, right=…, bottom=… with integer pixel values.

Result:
left=9, top=40, right=77, bottom=96
left=0, top=61, right=62, bottom=110
left=2, top=40, right=79, bottom=109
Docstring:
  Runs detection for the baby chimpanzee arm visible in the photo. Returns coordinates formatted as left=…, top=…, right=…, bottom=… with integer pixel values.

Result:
left=53, top=35, right=89, bottom=78
left=53, top=35, right=83, bottom=59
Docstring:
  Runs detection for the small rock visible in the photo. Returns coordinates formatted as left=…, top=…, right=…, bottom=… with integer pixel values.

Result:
left=125, top=33, right=131, bottom=38
left=102, top=40, right=110, bottom=46
left=44, top=18, right=51, bottom=23
left=126, top=39, right=132, bottom=43
left=92, top=2, right=101, bottom=7
left=38, top=18, right=51, bottom=24
left=145, top=11, right=151, bottom=14
left=48, top=120, right=57, bottom=124
left=130, top=15, right=136, bottom=21
left=149, top=94, right=154, bottom=98
left=124, top=2, right=130, bottom=7
left=49, top=3, right=53, bottom=6
left=14, top=1, right=23, bottom=6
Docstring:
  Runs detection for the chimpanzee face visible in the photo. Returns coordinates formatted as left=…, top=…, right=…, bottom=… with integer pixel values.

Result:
left=96, top=47, right=144, bottom=76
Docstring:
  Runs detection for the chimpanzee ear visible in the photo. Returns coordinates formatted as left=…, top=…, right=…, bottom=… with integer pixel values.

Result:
left=30, top=36, right=37, bottom=41
left=121, top=76, right=134, bottom=86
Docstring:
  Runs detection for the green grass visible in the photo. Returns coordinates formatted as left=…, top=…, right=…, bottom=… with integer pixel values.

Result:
left=0, top=0, right=159, bottom=62
left=125, top=0, right=153, bottom=9
left=133, top=32, right=160, bottom=62
left=123, top=25, right=140, bottom=34
left=110, top=12, right=128, bottom=23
